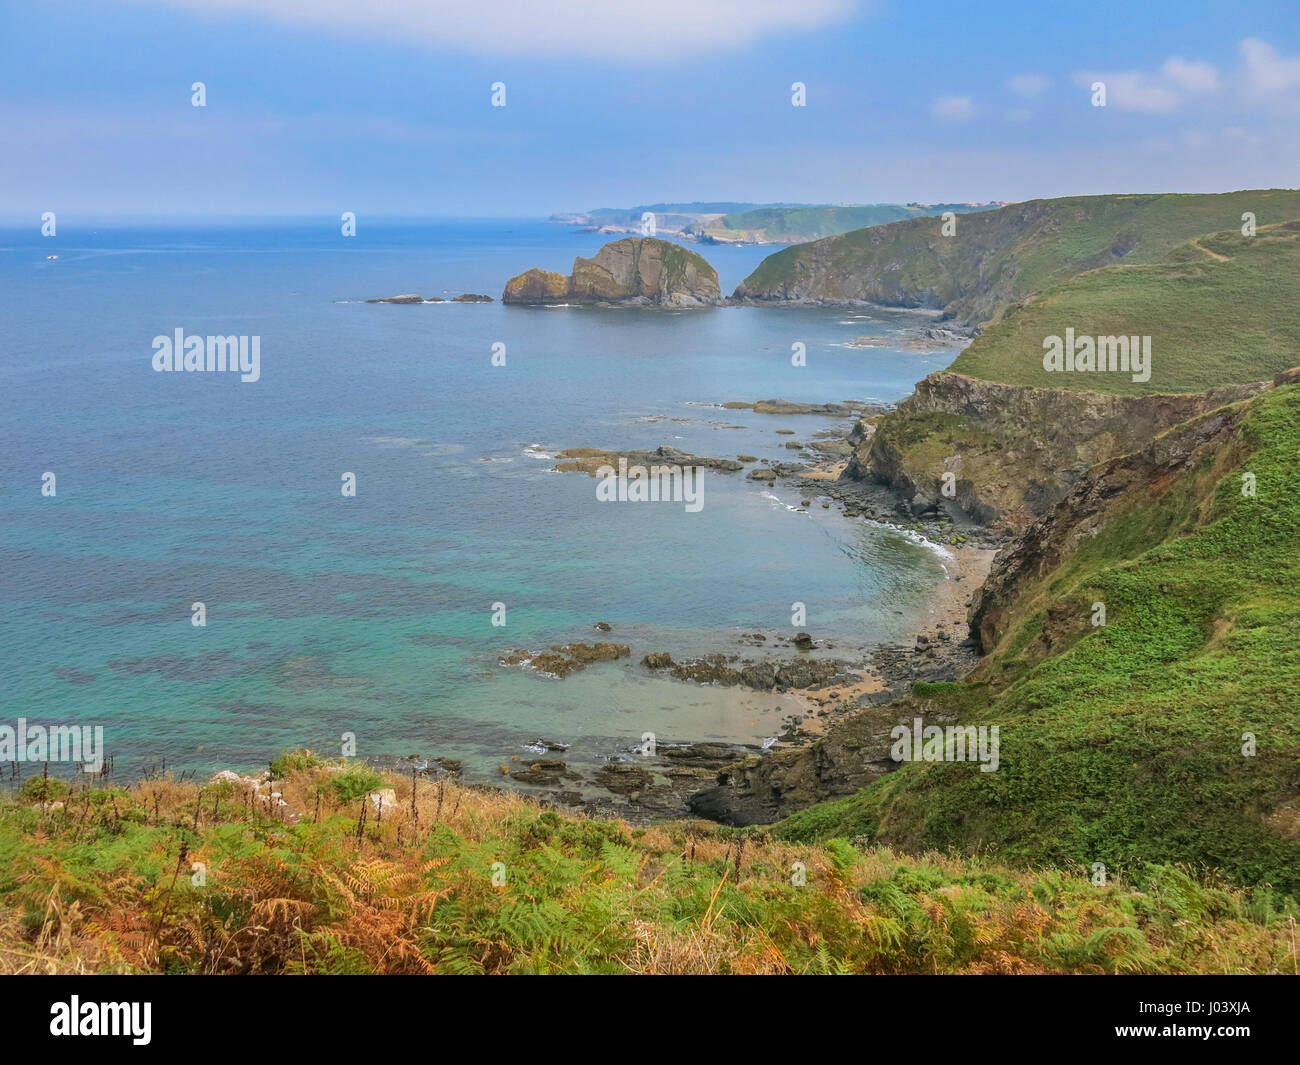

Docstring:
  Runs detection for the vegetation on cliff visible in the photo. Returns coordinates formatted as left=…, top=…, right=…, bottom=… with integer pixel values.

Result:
left=777, top=383, right=1300, bottom=897
left=947, top=222, right=1300, bottom=394
left=503, top=237, right=721, bottom=306
left=555, top=202, right=999, bottom=245
left=848, top=221, right=1300, bottom=529
left=699, top=203, right=998, bottom=244
left=1, top=759, right=1295, bottom=974
left=735, top=190, right=1300, bottom=326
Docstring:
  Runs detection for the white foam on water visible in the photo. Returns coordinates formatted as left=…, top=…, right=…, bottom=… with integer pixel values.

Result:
left=865, top=518, right=956, bottom=560
left=761, top=490, right=804, bottom=514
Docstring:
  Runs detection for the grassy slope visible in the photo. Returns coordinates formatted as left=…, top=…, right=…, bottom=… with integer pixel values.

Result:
left=707, top=203, right=996, bottom=243
left=947, top=224, right=1300, bottom=395
left=737, top=190, right=1300, bottom=325
left=778, top=385, right=1300, bottom=894
left=654, top=238, right=717, bottom=290
left=2, top=761, right=1296, bottom=974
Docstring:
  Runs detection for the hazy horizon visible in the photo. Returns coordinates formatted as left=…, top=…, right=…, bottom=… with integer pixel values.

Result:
left=4, top=0, right=1298, bottom=217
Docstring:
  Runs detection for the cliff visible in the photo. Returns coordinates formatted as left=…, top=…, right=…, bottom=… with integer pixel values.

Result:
left=503, top=237, right=722, bottom=306
left=734, top=189, right=1300, bottom=327
left=853, top=371, right=1267, bottom=532
left=693, top=377, right=1300, bottom=893
left=844, top=222, right=1300, bottom=530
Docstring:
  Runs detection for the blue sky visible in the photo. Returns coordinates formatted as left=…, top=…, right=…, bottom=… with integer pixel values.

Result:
left=1, top=0, right=1297, bottom=217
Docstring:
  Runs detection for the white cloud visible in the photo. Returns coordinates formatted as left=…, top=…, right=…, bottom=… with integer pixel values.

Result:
left=930, top=95, right=975, bottom=122
left=1076, top=56, right=1220, bottom=113
left=1240, top=38, right=1300, bottom=97
left=132, top=0, right=860, bottom=59
left=1007, top=74, right=1049, bottom=99
left=1161, top=58, right=1219, bottom=94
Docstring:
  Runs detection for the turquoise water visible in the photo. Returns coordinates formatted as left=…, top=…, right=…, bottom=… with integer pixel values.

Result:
left=0, top=220, right=960, bottom=782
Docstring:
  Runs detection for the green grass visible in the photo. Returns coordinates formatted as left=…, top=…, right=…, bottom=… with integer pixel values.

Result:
left=777, top=384, right=1300, bottom=894
left=708, top=203, right=996, bottom=243
left=736, top=190, right=1300, bottom=326
left=654, top=238, right=715, bottom=290
left=2, top=762, right=1296, bottom=973
left=947, top=224, right=1300, bottom=394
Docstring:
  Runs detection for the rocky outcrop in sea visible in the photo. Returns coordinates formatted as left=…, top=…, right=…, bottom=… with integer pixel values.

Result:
left=503, top=237, right=722, bottom=307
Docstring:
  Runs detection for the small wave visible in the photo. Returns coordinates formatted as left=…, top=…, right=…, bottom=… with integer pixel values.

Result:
left=865, top=519, right=956, bottom=560
left=522, top=444, right=554, bottom=460
left=503, top=656, right=561, bottom=680
left=760, top=490, right=804, bottom=514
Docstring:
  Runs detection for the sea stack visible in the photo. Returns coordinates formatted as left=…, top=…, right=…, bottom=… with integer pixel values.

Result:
left=503, top=237, right=722, bottom=307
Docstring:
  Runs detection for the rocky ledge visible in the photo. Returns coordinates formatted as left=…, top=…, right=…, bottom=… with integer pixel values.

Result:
left=499, top=642, right=630, bottom=679
left=640, top=650, right=854, bottom=692
left=366, top=293, right=494, bottom=303
left=503, top=237, right=722, bottom=307
left=552, top=445, right=743, bottom=475
left=720, top=398, right=887, bottom=417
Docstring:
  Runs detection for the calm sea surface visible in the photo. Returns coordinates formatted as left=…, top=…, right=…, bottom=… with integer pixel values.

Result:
left=0, top=219, right=961, bottom=781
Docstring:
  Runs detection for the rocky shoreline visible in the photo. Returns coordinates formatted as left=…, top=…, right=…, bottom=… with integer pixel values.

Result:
left=438, top=404, right=1007, bottom=823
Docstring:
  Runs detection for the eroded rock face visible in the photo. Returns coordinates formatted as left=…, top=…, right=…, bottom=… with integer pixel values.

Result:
left=968, top=400, right=1250, bottom=653
left=850, top=371, right=1268, bottom=531
left=687, top=698, right=955, bottom=826
left=503, top=238, right=722, bottom=306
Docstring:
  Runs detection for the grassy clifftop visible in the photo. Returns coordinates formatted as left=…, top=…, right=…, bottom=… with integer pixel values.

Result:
left=779, top=383, right=1300, bottom=896
left=1, top=758, right=1295, bottom=973
left=736, top=189, right=1300, bottom=326
left=702, top=203, right=998, bottom=244
left=847, top=219, right=1300, bottom=530
left=947, top=223, right=1300, bottom=395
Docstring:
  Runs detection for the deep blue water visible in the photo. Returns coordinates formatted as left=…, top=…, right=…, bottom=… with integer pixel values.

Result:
left=0, top=219, right=961, bottom=782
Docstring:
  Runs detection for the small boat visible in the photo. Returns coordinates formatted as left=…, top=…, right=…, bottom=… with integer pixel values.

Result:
left=46, top=254, right=58, bottom=260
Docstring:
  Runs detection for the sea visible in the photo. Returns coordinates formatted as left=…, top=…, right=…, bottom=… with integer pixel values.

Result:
left=0, top=218, right=963, bottom=784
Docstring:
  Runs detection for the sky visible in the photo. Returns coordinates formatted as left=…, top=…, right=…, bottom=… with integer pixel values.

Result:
left=1, top=0, right=1297, bottom=218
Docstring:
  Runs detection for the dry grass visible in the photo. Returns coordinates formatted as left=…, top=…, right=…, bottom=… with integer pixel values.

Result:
left=0, top=757, right=1295, bottom=975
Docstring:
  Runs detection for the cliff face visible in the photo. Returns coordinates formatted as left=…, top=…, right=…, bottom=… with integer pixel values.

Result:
left=687, top=693, right=960, bottom=827
left=502, top=268, right=569, bottom=303
left=969, top=363, right=1300, bottom=653
left=732, top=189, right=1300, bottom=327
left=850, top=372, right=1267, bottom=532
left=966, top=401, right=1250, bottom=654
left=503, top=237, right=722, bottom=306
left=691, top=376, right=1300, bottom=874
